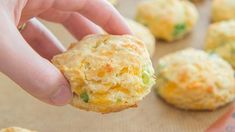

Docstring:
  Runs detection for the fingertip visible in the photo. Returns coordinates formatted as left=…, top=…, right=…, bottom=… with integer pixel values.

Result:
left=49, top=84, right=73, bottom=106
left=104, top=14, right=133, bottom=35
left=119, top=18, right=134, bottom=35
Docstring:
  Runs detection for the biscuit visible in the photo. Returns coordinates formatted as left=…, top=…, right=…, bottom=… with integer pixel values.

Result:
left=101, top=18, right=156, bottom=57
left=205, top=20, right=235, bottom=69
left=52, top=35, right=155, bottom=113
left=126, top=18, right=156, bottom=57
left=136, top=0, right=198, bottom=41
left=156, top=48, right=235, bottom=110
left=212, top=0, right=235, bottom=22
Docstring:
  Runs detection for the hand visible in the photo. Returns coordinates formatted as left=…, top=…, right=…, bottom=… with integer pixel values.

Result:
left=206, top=104, right=235, bottom=132
left=0, top=0, right=131, bottom=106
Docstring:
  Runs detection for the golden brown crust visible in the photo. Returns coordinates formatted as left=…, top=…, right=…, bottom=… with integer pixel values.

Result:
left=71, top=94, right=138, bottom=114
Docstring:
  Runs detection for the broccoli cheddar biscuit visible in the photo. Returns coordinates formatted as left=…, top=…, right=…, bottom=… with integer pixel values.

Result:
left=205, top=20, right=235, bottom=69
left=126, top=19, right=156, bottom=57
left=0, top=127, right=35, bottom=132
left=212, top=0, right=235, bottom=22
left=52, top=35, right=155, bottom=113
left=156, top=48, right=235, bottom=110
left=136, top=0, right=198, bottom=42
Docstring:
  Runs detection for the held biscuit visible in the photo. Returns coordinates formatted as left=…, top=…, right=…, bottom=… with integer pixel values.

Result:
left=136, top=0, right=198, bottom=42
left=205, top=20, right=235, bottom=69
left=52, top=35, right=155, bottom=113
left=156, top=48, right=235, bottom=110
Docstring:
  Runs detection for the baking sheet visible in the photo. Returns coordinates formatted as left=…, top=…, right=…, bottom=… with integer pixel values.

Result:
left=0, top=0, right=231, bottom=131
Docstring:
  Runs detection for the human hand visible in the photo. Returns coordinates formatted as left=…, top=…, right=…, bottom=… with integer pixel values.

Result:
left=0, top=0, right=131, bottom=106
left=206, top=104, right=235, bottom=132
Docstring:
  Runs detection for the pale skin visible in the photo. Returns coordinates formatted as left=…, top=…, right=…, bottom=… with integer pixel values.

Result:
left=0, top=0, right=131, bottom=106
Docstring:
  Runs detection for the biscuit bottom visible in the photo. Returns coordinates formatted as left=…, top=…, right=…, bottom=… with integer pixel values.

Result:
left=71, top=94, right=138, bottom=114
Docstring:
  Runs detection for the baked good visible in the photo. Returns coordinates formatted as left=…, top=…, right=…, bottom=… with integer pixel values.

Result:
left=212, top=0, right=235, bottom=22
left=136, top=0, right=198, bottom=41
left=0, top=127, right=35, bottom=132
left=101, top=18, right=156, bottom=57
left=52, top=35, right=155, bottom=113
left=156, top=48, right=235, bottom=110
left=205, top=20, right=235, bottom=69
left=126, top=18, right=156, bottom=57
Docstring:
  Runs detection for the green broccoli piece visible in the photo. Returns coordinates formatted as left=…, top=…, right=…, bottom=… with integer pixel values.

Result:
left=142, top=71, right=150, bottom=85
left=80, top=91, right=89, bottom=103
left=173, top=23, right=187, bottom=37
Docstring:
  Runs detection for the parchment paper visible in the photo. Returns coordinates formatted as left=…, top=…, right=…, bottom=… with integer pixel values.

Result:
left=0, top=0, right=230, bottom=131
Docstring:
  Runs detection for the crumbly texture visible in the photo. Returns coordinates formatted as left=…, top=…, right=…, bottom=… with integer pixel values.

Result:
left=205, top=20, right=235, bottom=69
left=0, top=127, right=35, bottom=132
left=156, top=48, right=235, bottom=110
left=212, top=0, right=235, bottom=22
left=52, top=35, right=155, bottom=113
left=136, top=0, right=198, bottom=42
left=126, top=18, right=156, bottom=57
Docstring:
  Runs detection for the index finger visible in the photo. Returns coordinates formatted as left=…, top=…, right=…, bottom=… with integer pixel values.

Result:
left=52, top=0, right=132, bottom=35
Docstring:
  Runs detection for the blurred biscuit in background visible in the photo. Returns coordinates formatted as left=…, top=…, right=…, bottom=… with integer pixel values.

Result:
left=136, top=0, right=198, bottom=42
left=205, top=20, right=235, bottom=69
left=212, top=0, right=235, bottom=22
left=126, top=18, right=156, bottom=57
left=156, top=48, right=235, bottom=110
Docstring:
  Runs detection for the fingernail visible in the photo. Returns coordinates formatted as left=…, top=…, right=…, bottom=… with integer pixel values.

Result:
left=50, top=85, right=72, bottom=106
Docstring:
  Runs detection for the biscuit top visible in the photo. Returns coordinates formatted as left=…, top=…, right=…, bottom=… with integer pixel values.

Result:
left=136, top=0, right=198, bottom=41
left=205, top=20, right=235, bottom=69
left=212, top=0, right=235, bottom=22
left=157, top=48, right=235, bottom=93
left=156, top=48, right=235, bottom=110
left=137, top=0, right=185, bottom=23
left=126, top=19, right=156, bottom=56
left=205, top=20, right=235, bottom=49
